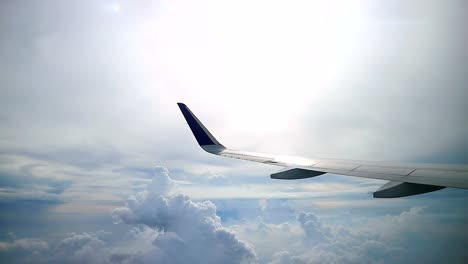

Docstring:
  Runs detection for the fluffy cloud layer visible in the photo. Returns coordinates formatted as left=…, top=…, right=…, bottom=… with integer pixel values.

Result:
left=0, top=238, right=49, bottom=253
left=231, top=205, right=467, bottom=264
left=0, top=238, right=49, bottom=264
left=0, top=167, right=256, bottom=264
left=112, top=166, right=256, bottom=264
left=0, top=231, right=110, bottom=264
left=53, top=231, right=110, bottom=264
left=292, top=210, right=405, bottom=264
left=0, top=190, right=466, bottom=263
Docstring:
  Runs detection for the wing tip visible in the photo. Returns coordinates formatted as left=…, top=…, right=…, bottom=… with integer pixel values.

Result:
left=177, top=102, right=186, bottom=108
left=176, top=102, right=225, bottom=151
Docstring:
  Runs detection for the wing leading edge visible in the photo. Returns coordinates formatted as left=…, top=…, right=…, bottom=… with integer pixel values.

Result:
left=177, top=103, right=468, bottom=198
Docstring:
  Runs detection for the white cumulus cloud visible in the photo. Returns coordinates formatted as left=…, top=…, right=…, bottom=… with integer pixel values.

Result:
left=112, top=167, right=256, bottom=264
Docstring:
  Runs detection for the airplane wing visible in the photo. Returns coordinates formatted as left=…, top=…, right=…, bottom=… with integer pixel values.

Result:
left=177, top=103, right=468, bottom=198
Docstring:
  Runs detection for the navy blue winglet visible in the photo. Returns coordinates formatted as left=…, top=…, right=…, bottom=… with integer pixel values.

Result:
left=177, top=103, right=225, bottom=150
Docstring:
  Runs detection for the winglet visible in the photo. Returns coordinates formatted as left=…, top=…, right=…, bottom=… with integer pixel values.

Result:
left=177, top=103, right=225, bottom=153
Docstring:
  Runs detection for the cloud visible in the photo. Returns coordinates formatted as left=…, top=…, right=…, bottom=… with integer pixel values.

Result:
left=0, top=188, right=466, bottom=264
left=270, top=251, right=306, bottom=264
left=112, top=167, right=256, bottom=264
left=0, top=231, right=124, bottom=264
left=230, top=204, right=468, bottom=264
left=0, top=160, right=252, bottom=264
left=297, top=0, right=468, bottom=162
left=259, top=199, right=296, bottom=224
left=109, top=253, right=143, bottom=264
left=297, top=211, right=330, bottom=244
left=0, top=238, right=49, bottom=252
left=294, top=210, right=408, bottom=264
left=0, top=238, right=49, bottom=264
left=51, top=231, right=110, bottom=264
left=298, top=214, right=402, bottom=263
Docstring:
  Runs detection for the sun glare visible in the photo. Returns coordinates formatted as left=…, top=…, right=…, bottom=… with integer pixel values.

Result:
left=109, top=2, right=121, bottom=12
left=131, top=0, right=369, bottom=148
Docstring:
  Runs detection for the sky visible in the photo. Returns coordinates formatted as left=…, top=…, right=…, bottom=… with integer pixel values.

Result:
left=0, top=0, right=467, bottom=263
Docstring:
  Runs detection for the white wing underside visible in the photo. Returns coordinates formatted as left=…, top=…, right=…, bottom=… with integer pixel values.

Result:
left=178, top=103, right=468, bottom=197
